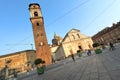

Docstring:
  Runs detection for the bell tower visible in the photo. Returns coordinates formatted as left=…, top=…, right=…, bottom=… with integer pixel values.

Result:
left=29, top=3, right=51, bottom=65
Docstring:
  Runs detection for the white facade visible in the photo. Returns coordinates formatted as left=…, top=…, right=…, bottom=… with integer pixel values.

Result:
left=51, top=29, right=93, bottom=60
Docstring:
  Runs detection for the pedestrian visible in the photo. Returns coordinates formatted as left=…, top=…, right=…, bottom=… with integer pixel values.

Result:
left=85, top=49, right=89, bottom=56
left=71, top=53, right=75, bottom=62
left=27, top=69, right=30, bottom=75
left=88, top=49, right=91, bottom=56
left=109, top=42, right=115, bottom=51
left=13, top=70, right=17, bottom=80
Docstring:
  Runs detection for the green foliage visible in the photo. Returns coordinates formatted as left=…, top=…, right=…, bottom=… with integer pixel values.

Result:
left=41, top=61, right=45, bottom=64
left=34, top=58, right=43, bottom=65
left=77, top=50, right=81, bottom=53
left=35, top=59, right=46, bottom=75
left=92, top=42, right=100, bottom=47
left=95, top=49, right=102, bottom=54
left=37, top=67, right=44, bottom=74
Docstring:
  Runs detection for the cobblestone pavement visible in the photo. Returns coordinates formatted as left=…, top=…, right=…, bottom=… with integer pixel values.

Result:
left=17, top=44, right=120, bottom=80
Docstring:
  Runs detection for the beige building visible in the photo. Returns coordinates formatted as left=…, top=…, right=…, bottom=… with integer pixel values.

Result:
left=92, top=21, right=120, bottom=45
left=51, top=29, right=93, bottom=60
left=0, top=50, right=36, bottom=73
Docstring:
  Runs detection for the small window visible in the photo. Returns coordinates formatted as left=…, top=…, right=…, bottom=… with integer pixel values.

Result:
left=34, top=12, right=38, bottom=17
left=41, top=33, right=43, bottom=36
left=78, top=46, right=82, bottom=49
left=36, top=23, right=39, bottom=26
left=37, top=33, right=39, bottom=37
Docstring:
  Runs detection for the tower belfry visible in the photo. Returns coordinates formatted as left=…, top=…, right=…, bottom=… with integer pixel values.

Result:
left=29, top=3, right=51, bottom=65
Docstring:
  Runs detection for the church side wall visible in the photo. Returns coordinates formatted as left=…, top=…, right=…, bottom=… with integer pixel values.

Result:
left=55, top=46, right=65, bottom=61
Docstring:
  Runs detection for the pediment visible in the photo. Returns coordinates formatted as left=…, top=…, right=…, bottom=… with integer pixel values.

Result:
left=62, top=29, right=89, bottom=43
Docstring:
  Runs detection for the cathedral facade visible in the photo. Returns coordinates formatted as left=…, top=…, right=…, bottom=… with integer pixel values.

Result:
left=51, top=29, right=93, bottom=60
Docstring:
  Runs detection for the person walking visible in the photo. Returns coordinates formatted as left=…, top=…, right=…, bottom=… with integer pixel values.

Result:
left=13, top=70, right=17, bottom=80
left=71, top=53, right=75, bottom=62
left=109, top=42, right=115, bottom=51
left=85, top=49, right=89, bottom=56
left=88, top=49, right=91, bottom=56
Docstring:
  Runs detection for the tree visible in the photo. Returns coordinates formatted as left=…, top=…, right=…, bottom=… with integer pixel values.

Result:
left=34, top=58, right=43, bottom=66
left=92, top=42, right=99, bottom=48
left=34, top=58, right=45, bottom=75
left=92, top=42, right=102, bottom=54
left=41, top=61, right=45, bottom=64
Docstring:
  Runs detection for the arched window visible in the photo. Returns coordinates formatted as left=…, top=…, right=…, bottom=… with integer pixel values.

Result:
left=77, top=34, right=80, bottom=38
left=72, top=35, right=75, bottom=39
left=37, top=33, right=39, bottom=37
left=34, top=12, right=38, bottom=17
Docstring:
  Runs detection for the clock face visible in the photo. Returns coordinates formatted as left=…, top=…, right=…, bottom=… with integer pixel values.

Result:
left=38, top=42, right=44, bottom=46
left=40, top=42, right=43, bottom=45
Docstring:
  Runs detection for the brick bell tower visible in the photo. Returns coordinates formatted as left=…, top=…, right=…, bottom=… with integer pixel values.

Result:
left=29, top=3, right=52, bottom=65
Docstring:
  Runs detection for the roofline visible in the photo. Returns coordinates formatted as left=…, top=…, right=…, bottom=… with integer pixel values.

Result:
left=62, top=28, right=80, bottom=42
left=29, top=3, right=40, bottom=8
left=0, top=50, right=36, bottom=58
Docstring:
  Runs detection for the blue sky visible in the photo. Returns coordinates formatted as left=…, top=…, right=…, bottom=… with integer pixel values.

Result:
left=0, top=0, right=120, bottom=55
